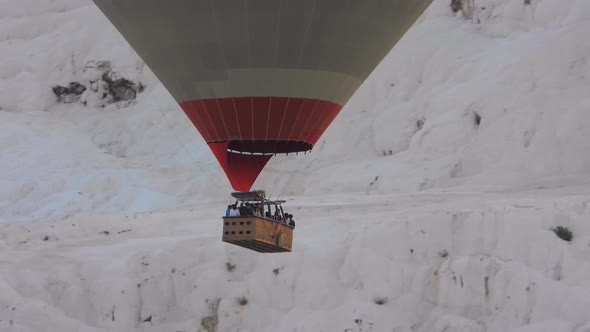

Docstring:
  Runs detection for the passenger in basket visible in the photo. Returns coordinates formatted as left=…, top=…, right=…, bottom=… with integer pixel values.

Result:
left=230, top=204, right=240, bottom=217
left=225, top=205, right=232, bottom=217
left=243, top=203, right=254, bottom=216
left=254, top=204, right=262, bottom=217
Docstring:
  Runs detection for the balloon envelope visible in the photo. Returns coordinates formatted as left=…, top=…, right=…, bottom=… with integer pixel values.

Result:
left=93, top=0, right=433, bottom=191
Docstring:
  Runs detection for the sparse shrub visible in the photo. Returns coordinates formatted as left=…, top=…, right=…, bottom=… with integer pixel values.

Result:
left=416, top=117, right=425, bottom=130
left=524, top=0, right=531, bottom=5
left=373, top=297, right=388, bottom=305
left=552, top=226, right=573, bottom=242
left=474, top=112, right=481, bottom=126
left=369, top=175, right=380, bottom=186
left=451, top=0, right=475, bottom=18
left=101, top=72, right=140, bottom=102
left=237, top=296, right=248, bottom=306
left=42, top=236, right=49, bottom=241
left=226, top=262, right=236, bottom=272
left=439, top=249, right=449, bottom=258
left=272, top=268, right=280, bottom=276
left=450, top=0, right=462, bottom=13
left=52, top=82, right=86, bottom=103
left=53, top=60, right=144, bottom=107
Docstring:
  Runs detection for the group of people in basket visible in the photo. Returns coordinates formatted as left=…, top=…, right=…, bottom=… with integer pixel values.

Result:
left=225, top=203, right=295, bottom=228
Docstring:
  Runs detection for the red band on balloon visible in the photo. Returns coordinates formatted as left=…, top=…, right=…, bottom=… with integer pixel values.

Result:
left=179, top=97, right=342, bottom=148
left=179, top=96, right=342, bottom=191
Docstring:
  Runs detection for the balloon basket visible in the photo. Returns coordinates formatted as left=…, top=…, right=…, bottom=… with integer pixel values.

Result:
left=222, top=216, right=293, bottom=253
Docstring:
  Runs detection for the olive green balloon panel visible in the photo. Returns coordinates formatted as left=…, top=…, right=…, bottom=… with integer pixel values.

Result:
left=93, top=0, right=433, bottom=191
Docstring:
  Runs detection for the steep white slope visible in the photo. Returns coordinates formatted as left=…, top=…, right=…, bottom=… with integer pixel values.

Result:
left=1, top=191, right=590, bottom=332
left=0, top=1, right=226, bottom=223
left=261, top=0, right=590, bottom=195
left=3, top=0, right=590, bottom=218
left=1, top=0, right=590, bottom=331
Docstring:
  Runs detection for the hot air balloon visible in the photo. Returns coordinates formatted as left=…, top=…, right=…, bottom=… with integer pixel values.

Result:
left=93, top=0, right=433, bottom=192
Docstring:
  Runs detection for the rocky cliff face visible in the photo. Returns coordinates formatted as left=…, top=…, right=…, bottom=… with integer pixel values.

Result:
left=52, top=60, right=144, bottom=107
